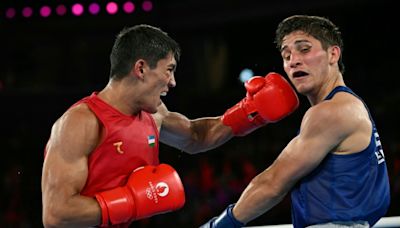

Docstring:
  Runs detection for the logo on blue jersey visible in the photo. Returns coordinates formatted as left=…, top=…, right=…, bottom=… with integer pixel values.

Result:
left=374, top=131, right=385, bottom=164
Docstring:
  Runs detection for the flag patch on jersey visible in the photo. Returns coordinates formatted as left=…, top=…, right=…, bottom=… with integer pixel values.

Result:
left=147, top=135, right=155, bottom=147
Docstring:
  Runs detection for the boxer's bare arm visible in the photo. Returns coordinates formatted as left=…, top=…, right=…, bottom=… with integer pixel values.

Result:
left=153, top=102, right=233, bottom=154
left=42, top=104, right=102, bottom=227
left=232, top=99, right=371, bottom=223
left=153, top=72, right=298, bottom=154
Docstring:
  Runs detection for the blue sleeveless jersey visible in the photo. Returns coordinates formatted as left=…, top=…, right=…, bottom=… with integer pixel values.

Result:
left=291, top=86, right=390, bottom=228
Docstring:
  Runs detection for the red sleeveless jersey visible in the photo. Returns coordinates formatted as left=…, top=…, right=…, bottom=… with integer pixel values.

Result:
left=79, top=92, right=160, bottom=197
left=44, top=92, right=159, bottom=227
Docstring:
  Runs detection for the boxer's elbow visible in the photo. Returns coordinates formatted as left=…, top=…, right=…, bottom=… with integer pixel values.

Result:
left=42, top=204, right=71, bottom=228
left=42, top=210, right=60, bottom=228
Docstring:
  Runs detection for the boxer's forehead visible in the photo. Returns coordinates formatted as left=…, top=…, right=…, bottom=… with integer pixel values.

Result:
left=280, top=31, right=317, bottom=52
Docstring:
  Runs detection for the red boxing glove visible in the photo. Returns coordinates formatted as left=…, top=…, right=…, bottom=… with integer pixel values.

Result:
left=94, top=164, right=185, bottom=226
left=222, top=72, right=299, bottom=136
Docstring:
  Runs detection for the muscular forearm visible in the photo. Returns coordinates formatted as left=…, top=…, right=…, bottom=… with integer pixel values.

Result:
left=232, top=173, right=288, bottom=223
left=182, top=117, right=234, bottom=154
left=43, top=195, right=101, bottom=228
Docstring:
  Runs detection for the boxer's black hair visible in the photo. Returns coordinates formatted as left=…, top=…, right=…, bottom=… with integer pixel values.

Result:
left=109, top=24, right=181, bottom=80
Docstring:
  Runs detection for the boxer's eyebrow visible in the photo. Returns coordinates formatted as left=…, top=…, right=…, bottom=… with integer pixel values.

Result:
left=168, top=63, right=177, bottom=72
left=280, top=40, right=311, bottom=52
left=280, top=45, right=288, bottom=53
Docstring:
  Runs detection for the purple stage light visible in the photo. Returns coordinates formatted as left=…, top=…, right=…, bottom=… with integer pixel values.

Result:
left=142, top=1, right=153, bottom=12
left=123, top=1, right=135, bottom=14
left=40, top=5, right=52, bottom=17
left=56, top=5, right=67, bottom=16
left=5, top=8, right=16, bottom=19
left=22, top=7, right=33, bottom=18
left=71, top=3, right=84, bottom=16
left=106, top=2, right=118, bottom=15
left=89, top=3, right=100, bottom=15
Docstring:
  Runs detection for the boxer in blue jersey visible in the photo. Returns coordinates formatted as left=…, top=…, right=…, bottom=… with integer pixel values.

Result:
left=201, top=15, right=390, bottom=228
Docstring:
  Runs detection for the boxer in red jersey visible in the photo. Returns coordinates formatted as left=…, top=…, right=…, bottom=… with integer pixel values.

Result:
left=41, top=24, right=299, bottom=227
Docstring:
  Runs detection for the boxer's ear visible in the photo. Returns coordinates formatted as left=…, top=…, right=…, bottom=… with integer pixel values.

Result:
left=133, top=59, right=146, bottom=79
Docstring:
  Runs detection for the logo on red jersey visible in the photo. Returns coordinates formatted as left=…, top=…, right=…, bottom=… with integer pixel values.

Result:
left=113, top=141, right=124, bottom=154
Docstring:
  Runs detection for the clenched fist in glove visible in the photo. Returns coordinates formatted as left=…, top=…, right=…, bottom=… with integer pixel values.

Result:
left=94, top=164, right=185, bottom=227
left=222, top=72, right=299, bottom=136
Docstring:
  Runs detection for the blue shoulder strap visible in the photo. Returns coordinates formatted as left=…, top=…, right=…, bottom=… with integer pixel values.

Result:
left=324, top=86, right=356, bottom=100
left=324, top=86, right=375, bottom=126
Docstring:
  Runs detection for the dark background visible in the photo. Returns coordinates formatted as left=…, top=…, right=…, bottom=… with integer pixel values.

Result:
left=1, top=0, right=399, bottom=227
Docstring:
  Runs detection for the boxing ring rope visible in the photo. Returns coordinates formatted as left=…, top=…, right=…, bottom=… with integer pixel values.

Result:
left=245, top=216, right=400, bottom=228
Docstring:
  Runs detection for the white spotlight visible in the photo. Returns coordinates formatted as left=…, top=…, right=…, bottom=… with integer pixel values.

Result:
left=239, top=68, right=254, bottom=83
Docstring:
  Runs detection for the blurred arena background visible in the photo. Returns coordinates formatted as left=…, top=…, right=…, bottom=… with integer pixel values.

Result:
left=1, top=0, right=398, bottom=227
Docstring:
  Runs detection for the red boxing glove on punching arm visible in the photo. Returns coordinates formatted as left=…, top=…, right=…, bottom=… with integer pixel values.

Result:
left=222, top=72, right=299, bottom=136
left=94, top=164, right=185, bottom=227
